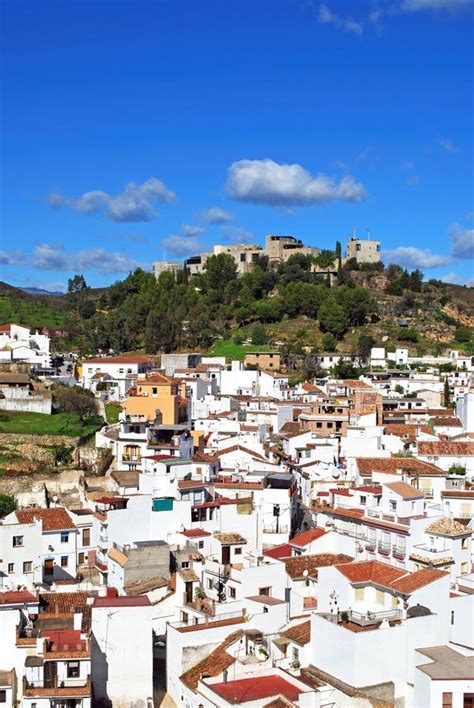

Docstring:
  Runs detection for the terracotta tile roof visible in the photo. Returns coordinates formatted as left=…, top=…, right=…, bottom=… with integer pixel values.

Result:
left=123, top=576, right=169, bottom=595
left=290, top=527, right=327, bottom=547
left=180, top=629, right=244, bottom=690
left=85, top=355, right=153, bottom=364
left=178, top=568, right=199, bottom=582
left=356, top=457, right=446, bottom=476
left=384, top=482, right=425, bottom=499
left=336, top=560, right=447, bottom=594
left=284, top=553, right=353, bottom=580
left=301, top=383, right=322, bottom=393
left=328, top=507, right=365, bottom=521
left=441, top=490, right=474, bottom=498
left=40, top=592, right=89, bottom=615
left=180, top=528, right=211, bottom=538
left=425, top=517, right=471, bottom=537
left=107, top=547, right=128, bottom=567
left=214, top=532, right=247, bottom=544
left=0, top=591, right=38, bottom=605
left=263, top=544, right=293, bottom=560
left=140, top=372, right=174, bottom=384
left=16, top=507, right=76, bottom=532
left=246, top=595, right=285, bottom=606
left=418, top=441, right=474, bottom=456
left=355, top=485, right=383, bottom=494
left=336, top=560, right=407, bottom=586
left=342, top=379, right=372, bottom=388
left=430, top=417, right=462, bottom=427
left=390, top=568, right=447, bottom=593
left=281, top=619, right=311, bottom=645
left=93, top=596, right=150, bottom=608
left=383, top=423, right=431, bottom=437
left=209, top=675, right=302, bottom=704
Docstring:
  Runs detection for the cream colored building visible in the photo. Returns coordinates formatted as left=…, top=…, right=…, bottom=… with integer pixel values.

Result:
left=265, top=234, right=319, bottom=263
left=152, top=261, right=182, bottom=279
left=346, top=237, right=381, bottom=264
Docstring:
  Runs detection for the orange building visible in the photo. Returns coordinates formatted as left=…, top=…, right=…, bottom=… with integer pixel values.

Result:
left=122, top=373, right=189, bottom=425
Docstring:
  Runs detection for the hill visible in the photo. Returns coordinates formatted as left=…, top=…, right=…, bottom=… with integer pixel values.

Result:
left=0, top=257, right=472, bottom=362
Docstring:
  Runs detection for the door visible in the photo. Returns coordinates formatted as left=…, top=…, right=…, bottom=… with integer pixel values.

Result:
left=221, top=546, right=231, bottom=565
left=185, top=582, right=193, bottom=604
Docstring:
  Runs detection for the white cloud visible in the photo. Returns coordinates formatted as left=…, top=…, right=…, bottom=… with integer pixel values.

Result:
left=400, top=0, right=472, bottom=10
left=48, top=177, right=176, bottom=222
left=406, top=174, right=421, bottom=186
left=161, top=235, right=202, bottom=257
left=200, top=207, right=234, bottom=224
left=226, top=159, right=367, bottom=207
left=439, top=271, right=462, bottom=284
left=0, top=250, right=24, bottom=265
left=449, top=223, right=474, bottom=259
left=438, top=137, right=459, bottom=153
left=32, top=243, right=141, bottom=273
left=181, top=224, right=206, bottom=237
left=220, top=225, right=256, bottom=245
left=383, top=246, right=451, bottom=268
left=368, top=7, right=385, bottom=31
left=318, top=3, right=364, bottom=34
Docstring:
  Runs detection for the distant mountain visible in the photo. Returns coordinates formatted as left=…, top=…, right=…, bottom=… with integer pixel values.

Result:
left=21, top=286, right=65, bottom=297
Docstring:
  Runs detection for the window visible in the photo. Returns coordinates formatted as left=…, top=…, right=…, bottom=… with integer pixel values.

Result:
left=355, top=587, right=365, bottom=602
left=461, top=562, right=468, bottom=574
left=23, top=561, right=32, bottom=573
left=0, top=690, right=6, bottom=703
left=181, top=561, right=190, bottom=569
left=198, top=541, right=204, bottom=549
left=360, top=495, right=366, bottom=505
left=228, top=586, right=236, bottom=599
left=12, top=535, right=23, bottom=547
left=240, top=253, right=246, bottom=262
left=292, top=647, right=300, bottom=664
left=461, top=537, right=468, bottom=550
left=207, top=578, right=213, bottom=590
left=259, top=586, right=271, bottom=597
left=316, top=422, right=322, bottom=429
left=78, top=552, right=85, bottom=565
left=119, top=368, right=124, bottom=374
left=356, top=243, right=361, bottom=251
left=7, top=563, right=14, bottom=574
left=61, top=556, right=68, bottom=567
left=451, top=610, right=455, bottom=625
left=60, top=532, right=69, bottom=543
left=389, top=500, right=397, bottom=512
left=82, top=528, right=91, bottom=546
left=152, top=387, right=158, bottom=395
left=327, top=422, right=334, bottom=429
left=376, top=589, right=385, bottom=605
left=442, top=693, right=453, bottom=708
left=127, top=368, right=132, bottom=374
left=67, top=661, right=80, bottom=678
left=234, top=547, right=242, bottom=555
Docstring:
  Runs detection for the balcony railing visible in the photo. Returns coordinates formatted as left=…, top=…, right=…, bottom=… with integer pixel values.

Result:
left=392, top=545, right=406, bottom=559
left=412, top=544, right=452, bottom=559
left=377, top=542, right=391, bottom=556
left=23, top=675, right=91, bottom=697
left=346, top=608, right=402, bottom=626
left=263, top=525, right=289, bottom=534
left=365, top=541, right=376, bottom=552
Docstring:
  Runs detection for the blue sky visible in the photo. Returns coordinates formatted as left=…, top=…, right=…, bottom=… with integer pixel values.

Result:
left=1, top=0, right=473, bottom=291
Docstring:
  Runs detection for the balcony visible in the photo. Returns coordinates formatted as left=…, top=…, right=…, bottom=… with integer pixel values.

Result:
left=365, top=541, right=376, bottom=553
left=377, top=542, right=391, bottom=557
left=23, top=675, right=91, bottom=698
left=410, top=544, right=454, bottom=566
left=121, top=455, right=142, bottom=465
left=183, top=592, right=216, bottom=617
left=392, top=545, right=406, bottom=560
left=263, top=524, right=289, bottom=534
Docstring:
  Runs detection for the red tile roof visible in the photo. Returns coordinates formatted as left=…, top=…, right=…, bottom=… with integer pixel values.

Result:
left=16, top=507, right=76, bottom=532
left=93, top=596, right=150, bottom=608
left=209, top=675, right=302, bottom=703
left=336, top=560, right=447, bottom=593
left=180, top=630, right=244, bottom=690
left=180, top=528, right=211, bottom=538
left=390, top=568, right=447, bottom=593
left=284, top=553, right=353, bottom=580
left=263, top=544, right=293, bottom=560
left=418, top=441, right=474, bottom=456
left=290, top=527, right=327, bottom=547
left=384, top=482, right=425, bottom=499
left=85, top=355, right=153, bottom=364
left=0, top=591, right=37, bottom=605
left=356, top=457, right=446, bottom=476
left=355, top=486, right=383, bottom=494
left=281, top=620, right=311, bottom=645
